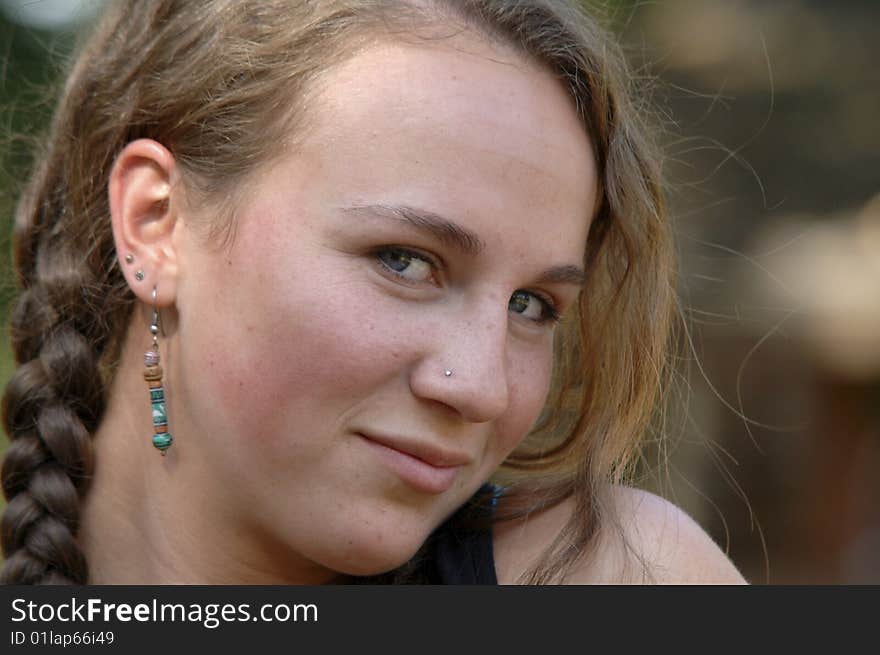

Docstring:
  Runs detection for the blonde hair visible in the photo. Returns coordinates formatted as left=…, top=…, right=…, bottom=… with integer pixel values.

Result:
left=1, top=0, right=673, bottom=584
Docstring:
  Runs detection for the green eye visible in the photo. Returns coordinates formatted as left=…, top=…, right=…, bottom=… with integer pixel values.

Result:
left=376, top=247, right=435, bottom=282
left=378, top=249, right=412, bottom=272
left=509, top=290, right=559, bottom=325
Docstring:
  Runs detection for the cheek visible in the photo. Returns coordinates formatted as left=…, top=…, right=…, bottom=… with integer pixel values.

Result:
left=183, top=247, right=420, bottom=448
left=486, top=340, right=555, bottom=465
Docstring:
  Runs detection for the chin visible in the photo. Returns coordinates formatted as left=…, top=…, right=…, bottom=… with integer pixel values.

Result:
left=316, top=522, right=431, bottom=578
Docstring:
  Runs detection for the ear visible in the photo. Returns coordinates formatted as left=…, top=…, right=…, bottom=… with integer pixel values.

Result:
left=109, top=139, right=181, bottom=307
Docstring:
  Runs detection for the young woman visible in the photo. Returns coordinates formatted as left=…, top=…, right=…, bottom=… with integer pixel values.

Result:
left=0, top=0, right=745, bottom=584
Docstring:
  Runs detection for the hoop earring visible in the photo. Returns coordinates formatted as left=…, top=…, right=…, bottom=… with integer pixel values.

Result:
left=143, top=287, right=173, bottom=455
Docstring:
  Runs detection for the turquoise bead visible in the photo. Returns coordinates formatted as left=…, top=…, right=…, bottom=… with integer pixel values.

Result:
left=153, top=432, right=173, bottom=452
left=152, top=402, right=167, bottom=425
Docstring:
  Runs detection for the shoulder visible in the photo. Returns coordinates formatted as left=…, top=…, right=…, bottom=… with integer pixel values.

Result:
left=493, top=485, right=747, bottom=585
left=590, top=485, right=747, bottom=584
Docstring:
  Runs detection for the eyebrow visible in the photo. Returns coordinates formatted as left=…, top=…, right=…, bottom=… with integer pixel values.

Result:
left=534, top=264, right=585, bottom=286
left=342, top=203, right=485, bottom=256
left=340, top=203, right=585, bottom=287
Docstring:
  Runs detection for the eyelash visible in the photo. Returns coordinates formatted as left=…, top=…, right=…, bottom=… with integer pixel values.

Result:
left=374, top=246, right=562, bottom=326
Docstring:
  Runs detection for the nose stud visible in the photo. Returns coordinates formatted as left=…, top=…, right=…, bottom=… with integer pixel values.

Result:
left=444, top=369, right=453, bottom=377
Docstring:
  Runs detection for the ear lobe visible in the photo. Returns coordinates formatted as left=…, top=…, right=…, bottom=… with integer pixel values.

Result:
left=109, top=138, right=180, bottom=307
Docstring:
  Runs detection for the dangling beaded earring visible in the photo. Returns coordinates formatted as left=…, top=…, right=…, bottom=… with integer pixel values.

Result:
left=144, top=287, right=173, bottom=454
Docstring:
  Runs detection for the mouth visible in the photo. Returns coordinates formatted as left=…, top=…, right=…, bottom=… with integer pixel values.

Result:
left=356, top=432, right=468, bottom=495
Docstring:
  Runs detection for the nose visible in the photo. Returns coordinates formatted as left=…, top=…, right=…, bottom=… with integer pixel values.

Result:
left=408, top=308, right=511, bottom=424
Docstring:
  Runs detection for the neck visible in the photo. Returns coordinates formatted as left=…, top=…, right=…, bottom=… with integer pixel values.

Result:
left=78, top=320, right=336, bottom=584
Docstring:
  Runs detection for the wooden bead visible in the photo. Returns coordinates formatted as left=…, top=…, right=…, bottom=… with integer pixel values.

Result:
left=143, top=365, right=164, bottom=382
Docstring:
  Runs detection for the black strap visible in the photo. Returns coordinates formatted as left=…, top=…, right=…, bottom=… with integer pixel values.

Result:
left=426, top=484, right=500, bottom=584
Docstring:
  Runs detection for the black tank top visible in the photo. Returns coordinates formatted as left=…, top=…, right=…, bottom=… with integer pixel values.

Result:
left=417, top=483, right=500, bottom=584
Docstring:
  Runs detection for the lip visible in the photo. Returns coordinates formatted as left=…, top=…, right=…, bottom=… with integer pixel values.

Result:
left=357, top=432, right=470, bottom=495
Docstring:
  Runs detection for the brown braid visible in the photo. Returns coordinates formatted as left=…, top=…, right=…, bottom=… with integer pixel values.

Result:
left=0, top=3, right=138, bottom=581
left=1, top=292, right=110, bottom=582
left=0, top=168, right=130, bottom=582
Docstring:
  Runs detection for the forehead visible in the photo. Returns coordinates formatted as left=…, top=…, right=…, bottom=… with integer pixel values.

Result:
left=283, top=36, right=597, bottom=263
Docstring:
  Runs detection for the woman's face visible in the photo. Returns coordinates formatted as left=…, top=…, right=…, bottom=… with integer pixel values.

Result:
left=170, top=36, right=597, bottom=579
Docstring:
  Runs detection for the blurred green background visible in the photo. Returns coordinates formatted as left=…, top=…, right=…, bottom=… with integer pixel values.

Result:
left=1, top=0, right=878, bottom=583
